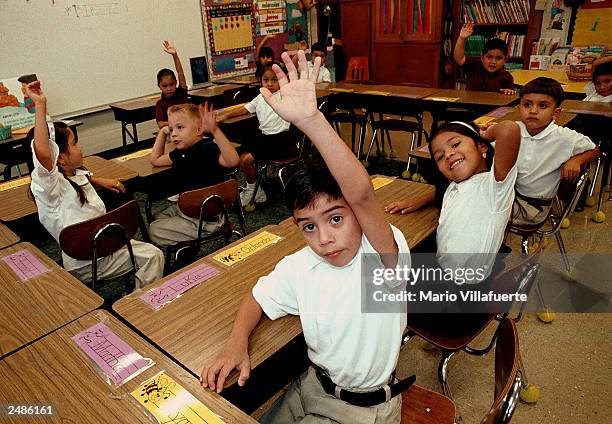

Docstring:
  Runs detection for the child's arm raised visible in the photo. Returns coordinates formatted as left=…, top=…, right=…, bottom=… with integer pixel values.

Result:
left=255, top=34, right=275, bottom=59
left=150, top=126, right=173, bottom=166
left=199, top=102, right=239, bottom=168
left=200, top=293, right=262, bottom=393
left=163, top=40, right=187, bottom=89
left=453, top=22, right=473, bottom=66
left=25, top=81, right=53, bottom=172
left=263, top=51, right=398, bottom=267
left=480, top=120, right=520, bottom=182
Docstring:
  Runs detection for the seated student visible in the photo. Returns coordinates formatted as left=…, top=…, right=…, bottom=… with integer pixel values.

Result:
left=201, top=51, right=411, bottom=423
left=255, top=34, right=276, bottom=77
left=454, top=22, right=515, bottom=95
left=584, top=57, right=612, bottom=102
left=217, top=64, right=300, bottom=206
left=26, top=81, right=164, bottom=289
left=155, top=40, right=189, bottom=129
left=149, top=103, right=239, bottom=247
left=308, top=41, right=332, bottom=83
left=511, top=77, right=598, bottom=226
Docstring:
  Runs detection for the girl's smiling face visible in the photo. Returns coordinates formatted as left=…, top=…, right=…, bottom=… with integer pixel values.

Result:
left=431, top=131, right=488, bottom=183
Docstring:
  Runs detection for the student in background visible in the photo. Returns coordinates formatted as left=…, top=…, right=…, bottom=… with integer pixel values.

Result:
left=26, top=81, right=164, bottom=289
left=201, top=51, right=411, bottom=423
left=308, top=41, right=332, bottom=83
left=512, top=77, right=597, bottom=225
left=454, top=22, right=515, bottom=94
left=217, top=64, right=300, bottom=207
left=149, top=103, right=239, bottom=246
left=584, top=57, right=612, bottom=102
left=255, top=34, right=276, bottom=77
left=155, top=40, right=188, bottom=129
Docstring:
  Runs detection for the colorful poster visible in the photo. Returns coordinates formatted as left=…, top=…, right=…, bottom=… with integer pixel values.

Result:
left=540, top=0, right=572, bottom=44
left=0, top=77, right=35, bottom=132
left=212, top=230, right=282, bottom=266
left=256, top=0, right=286, bottom=36
left=206, top=4, right=255, bottom=56
left=572, top=1, right=612, bottom=46
left=131, top=372, right=226, bottom=424
left=286, top=0, right=308, bottom=43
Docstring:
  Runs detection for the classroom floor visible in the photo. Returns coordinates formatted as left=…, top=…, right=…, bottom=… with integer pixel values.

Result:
left=21, top=112, right=612, bottom=423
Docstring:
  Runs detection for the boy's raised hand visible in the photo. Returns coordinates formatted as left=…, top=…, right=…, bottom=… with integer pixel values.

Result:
left=199, top=102, right=217, bottom=134
left=25, top=81, right=46, bottom=104
left=163, top=40, right=177, bottom=55
left=459, top=22, right=474, bottom=39
left=261, top=50, right=320, bottom=129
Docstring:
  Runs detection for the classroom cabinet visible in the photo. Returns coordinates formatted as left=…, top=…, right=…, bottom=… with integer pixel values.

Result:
left=339, top=0, right=373, bottom=75
left=372, top=42, right=442, bottom=86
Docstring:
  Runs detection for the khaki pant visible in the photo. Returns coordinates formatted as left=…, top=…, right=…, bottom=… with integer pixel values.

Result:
left=148, top=203, right=225, bottom=247
left=260, top=367, right=402, bottom=424
left=511, top=195, right=552, bottom=227
left=70, top=240, right=164, bottom=290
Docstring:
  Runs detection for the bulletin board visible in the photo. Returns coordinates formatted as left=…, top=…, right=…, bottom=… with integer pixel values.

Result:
left=256, top=0, right=287, bottom=36
left=206, top=3, right=256, bottom=55
left=572, top=0, right=612, bottom=46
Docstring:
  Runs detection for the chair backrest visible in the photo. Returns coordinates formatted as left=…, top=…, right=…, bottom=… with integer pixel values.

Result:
left=178, top=178, right=238, bottom=220
left=232, top=87, right=259, bottom=104
left=481, top=318, right=522, bottom=424
left=345, top=56, right=370, bottom=81
left=59, top=200, right=140, bottom=261
left=555, top=167, right=590, bottom=222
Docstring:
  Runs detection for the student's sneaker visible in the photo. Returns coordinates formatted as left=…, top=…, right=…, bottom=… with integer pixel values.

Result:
left=240, top=184, right=267, bottom=206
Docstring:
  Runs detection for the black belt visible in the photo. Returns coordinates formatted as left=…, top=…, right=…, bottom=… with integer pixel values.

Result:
left=516, top=191, right=553, bottom=210
left=314, top=367, right=416, bottom=408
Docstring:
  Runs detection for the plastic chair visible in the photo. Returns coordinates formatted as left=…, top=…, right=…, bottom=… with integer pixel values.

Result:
left=59, top=200, right=140, bottom=290
left=345, top=56, right=370, bottom=81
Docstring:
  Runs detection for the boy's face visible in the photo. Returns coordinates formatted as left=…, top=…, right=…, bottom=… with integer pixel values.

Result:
left=159, top=75, right=177, bottom=98
left=168, top=111, right=201, bottom=150
left=594, top=74, right=612, bottom=97
left=431, top=131, right=488, bottom=183
left=293, top=194, right=363, bottom=267
left=312, top=50, right=326, bottom=64
left=481, top=49, right=506, bottom=73
left=261, top=69, right=280, bottom=93
left=519, top=93, right=560, bottom=135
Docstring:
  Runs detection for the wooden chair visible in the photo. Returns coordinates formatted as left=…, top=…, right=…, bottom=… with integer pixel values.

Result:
left=59, top=200, right=140, bottom=290
left=401, top=385, right=456, bottom=424
left=172, top=178, right=245, bottom=267
left=345, top=56, right=370, bottom=81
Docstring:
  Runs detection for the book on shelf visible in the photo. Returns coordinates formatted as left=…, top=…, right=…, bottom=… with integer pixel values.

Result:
left=464, top=32, right=525, bottom=58
left=462, top=0, right=530, bottom=24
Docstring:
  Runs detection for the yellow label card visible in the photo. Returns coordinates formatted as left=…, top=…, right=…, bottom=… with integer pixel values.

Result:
left=0, top=176, right=31, bottom=191
left=116, top=149, right=153, bottom=162
left=473, top=115, right=496, bottom=126
left=212, top=230, right=282, bottom=266
left=426, top=96, right=459, bottom=102
left=328, top=88, right=354, bottom=93
left=131, top=371, right=225, bottom=424
left=361, top=90, right=390, bottom=96
left=371, top=176, right=394, bottom=190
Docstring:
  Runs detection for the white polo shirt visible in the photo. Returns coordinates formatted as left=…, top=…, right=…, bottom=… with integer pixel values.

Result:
left=436, top=161, right=517, bottom=283
left=245, top=92, right=290, bottom=135
left=584, top=82, right=612, bottom=102
left=252, top=225, right=410, bottom=389
left=515, top=121, right=595, bottom=198
left=30, top=140, right=106, bottom=271
left=307, top=61, right=332, bottom=83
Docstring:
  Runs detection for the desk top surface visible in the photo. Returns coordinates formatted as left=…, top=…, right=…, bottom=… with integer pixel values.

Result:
left=0, top=222, right=19, bottom=250
left=0, top=242, right=103, bottom=358
left=109, top=96, right=158, bottom=111
left=326, top=82, right=438, bottom=99
left=113, top=178, right=438, bottom=384
left=426, top=88, right=518, bottom=106
left=0, top=310, right=256, bottom=423
left=511, top=69, right=587, bottom=94
left=189, top=84, right=243, bottom=98
left=561, top=99, right=612, bottom=116
left=217, top=74, right=261, bottom=85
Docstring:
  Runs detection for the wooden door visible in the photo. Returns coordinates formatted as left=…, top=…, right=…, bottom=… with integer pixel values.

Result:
left=341, top=1, right=372, bottom=61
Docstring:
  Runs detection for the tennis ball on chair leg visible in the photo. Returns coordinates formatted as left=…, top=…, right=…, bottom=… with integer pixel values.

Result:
left=560, top=218, right=571, bottom=229
left=585, top=196, right=595, bottom=207
left=520, top=384, right=541, bottom=403
left=592, top=211, right=606, bottom=223
left=401, top=170, right=411, bottom=179
left=244, top=203, right=256, bottom=213
left=538, top=309, right=556, bottom=323
left=411, top=173, right=421, bottom=182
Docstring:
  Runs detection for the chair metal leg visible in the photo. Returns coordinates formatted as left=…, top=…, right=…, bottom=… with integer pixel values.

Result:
left=438, top=350, right=456, bottom=399
left=554, top=231, right=571, bottom=272
left=365, top=129, right=379, bottom=163
left=250, top=164, right=266, bottom=205
left=350, top=121, right=356, bottom=152
left=588, top=156, right=601, bottom=198
left=405, top=133, right=416, bottom=174
left=596, top=155, right=610, bottom=213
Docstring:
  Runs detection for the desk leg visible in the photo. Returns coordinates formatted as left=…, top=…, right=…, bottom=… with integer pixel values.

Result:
left=132, top=123, right=139, bottom=144
left=121, top=121, right=128, bottom=153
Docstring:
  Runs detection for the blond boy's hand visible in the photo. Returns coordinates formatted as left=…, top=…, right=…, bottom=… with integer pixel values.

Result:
left=561, top=157, right=581, bottom=181
left=160, top=126, right=170, bottom=136
left=163, top=40, right=177, bottom=55
left=200, top=345, right=251, bottom=393
left=459, top=22, right=474, bottom=40
left=199, top=102, right=217, bottom=134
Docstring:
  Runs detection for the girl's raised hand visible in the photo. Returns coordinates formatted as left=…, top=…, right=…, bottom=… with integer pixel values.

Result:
left=25, top=81, right=46, bottom=104
left=261, top=50, right=320, bottom=128
left=199, top=102, right=218, bottom=134
left=163, top=40, right=177, bottom=55
left=459, top=22, right=474, bottom=39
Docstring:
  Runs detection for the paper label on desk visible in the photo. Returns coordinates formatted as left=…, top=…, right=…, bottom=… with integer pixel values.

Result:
left=2, top=249, right=50, bottom=281
left=427, top=96, right=459, bottom=102
left=566, top=109, right=612, bottom=117
left=486, top=107, right=513, bottom=118
left=371, top=177, right=394, bottom=191
left=328, top=88, right=354, bottom=93
left=473, top=115, right=496, bottom=126
left=393, top=93, right=419, bottom=99
left=0, top=176, right=31, bottom=191
left=140, top=263, right=220, bottom=309
left=361, top=90, right=390, bottom=96
left=418, top=143, right=430, bottom=152
left=116, top=149, right=152, bottom=161
left=131, top=371, right=226, bottom=424
left=72, top=323, right=154, bottom=386
left=212, top=230, right=282, bottom=266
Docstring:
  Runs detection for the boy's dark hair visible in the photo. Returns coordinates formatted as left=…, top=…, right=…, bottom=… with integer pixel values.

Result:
left=520, top=77, right=565, bottom=107
left=261, top=61, right=287, bottom=76
left=428, top=121, right=494, bottom=209
left=483, top=38, right=508, bottom=57
left=311, top=42, right=326, bottom=54
left=284, top=154, right=343, bottom=214
left=157, top=68, right=176, bottom=85
left=259, top=46, right=274, bottom=59
left=593, top=61, right=612, bottom=80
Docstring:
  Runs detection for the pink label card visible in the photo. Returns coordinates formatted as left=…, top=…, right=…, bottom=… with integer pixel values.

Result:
left=566, top=109, right=612, bottom=117
left=72, top=322, right=153, bottom=386
left=2, top=249, right=50, bottom=281
left=487, top=107, right=513, bottom=118
left=139, top=263, right=220, bottom=309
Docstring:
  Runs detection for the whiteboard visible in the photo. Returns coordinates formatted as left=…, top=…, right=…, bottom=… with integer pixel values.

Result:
left=0, top=0, right=207, bottom=117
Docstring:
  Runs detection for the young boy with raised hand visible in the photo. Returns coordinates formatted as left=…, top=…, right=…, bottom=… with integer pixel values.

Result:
left=201, top=51, right=411, bottom=423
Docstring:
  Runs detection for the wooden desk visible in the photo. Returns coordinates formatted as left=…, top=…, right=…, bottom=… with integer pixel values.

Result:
left=561, top=99, right=612, bottom=117
left=0, top=310, right=256, bottom=423
left=327, top=82, right=438, bottom=99
left=427, top=89, right=519, bottom=106
left=0, top=222, right=19, bottom=250
left=0, top=156, right=138, bottom=222
left=0, top=120, right=83, bottom=146
left=511, top=69, right=587, bottom=95
left=217, top=74, right=261, bottom=86
left=189, top=84, right=243, bottom=103
left=0, top=242, right=103, bottom=358
left=109, top=97, right=158, bottom=147
left=476, top=106, right=577, bottom=127
left=113, top=142, right=174, bottom=178
left=113, top=225, right=304, bottom=385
